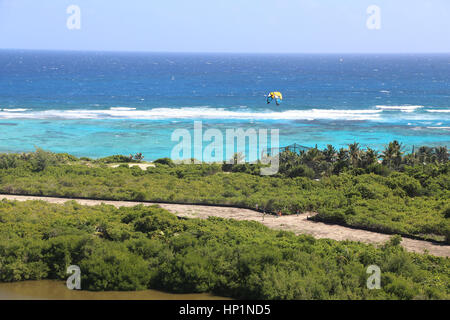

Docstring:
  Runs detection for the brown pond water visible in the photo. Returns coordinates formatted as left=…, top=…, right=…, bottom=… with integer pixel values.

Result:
left=0, top=280, right=229, bottom=300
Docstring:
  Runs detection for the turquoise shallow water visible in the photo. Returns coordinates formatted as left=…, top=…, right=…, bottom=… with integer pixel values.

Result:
left=0, top=50, right=448, bottom=159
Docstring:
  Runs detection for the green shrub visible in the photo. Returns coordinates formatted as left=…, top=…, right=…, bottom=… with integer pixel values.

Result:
left=366, top=163, right=391, bottom=176
left=285, top=164, right=315, bottom=179
left=443, top=206, right=450, bottom=219
left=30, top=148, right=58, bottom=172
left=386, top=173, right=423, bottom=197
left=79, top=241, right=152, bottom=291
left=0, top=154, right=19, bottom=169
left=0, top=201, right=448, bottom=299
left=0, top=150, right=448, bottom=240
left=154, top=157, right=175, bottom=167
left=97, top=155, right=133, bottom=163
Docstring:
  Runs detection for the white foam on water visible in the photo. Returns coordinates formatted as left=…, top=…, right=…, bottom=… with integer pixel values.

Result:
left=0, top=107, right=384, bottom=121
left=0, top=105, right=446, bottom=121
left=1, top=108, right=30, bottom=112
left=426, top=109, right=450, bottom=113
left=375, top=105, right=424, bottom=112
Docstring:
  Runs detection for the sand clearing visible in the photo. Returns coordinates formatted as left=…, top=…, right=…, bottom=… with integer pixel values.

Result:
left=1, top=194, right=448, bottom=257
left=109, top=163, right=155, bottom=169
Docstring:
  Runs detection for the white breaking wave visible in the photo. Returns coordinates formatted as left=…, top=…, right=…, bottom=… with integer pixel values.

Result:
left=426, top=109, right=450, bottom=113
left=1, top=108, right=30, bottom=112
left=427, top=126, right=450, bottom=130
left=0, top=107, right=383, bottom=121
left=375, top=105, right=423, bottom=112
left=0, top=106, right=447, bottom=121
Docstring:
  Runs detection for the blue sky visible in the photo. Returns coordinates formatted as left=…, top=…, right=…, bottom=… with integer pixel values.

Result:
left=0, top=0, right=449, bottom=53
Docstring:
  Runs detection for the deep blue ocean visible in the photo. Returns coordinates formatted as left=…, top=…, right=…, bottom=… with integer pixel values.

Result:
left=0, top=50, right=449, bottom=160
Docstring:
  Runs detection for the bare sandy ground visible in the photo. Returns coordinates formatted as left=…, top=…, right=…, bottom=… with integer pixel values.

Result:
left=109, top=163, right=155, bottom=169
left=1, top=194, right=448, bottom=257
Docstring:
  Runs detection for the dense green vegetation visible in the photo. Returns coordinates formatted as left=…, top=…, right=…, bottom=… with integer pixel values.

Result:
left=92, top=153, right=145, bottom=163
left=0, top=200, right=448, bottom=299
left=0, top=145, right=448, bottom=242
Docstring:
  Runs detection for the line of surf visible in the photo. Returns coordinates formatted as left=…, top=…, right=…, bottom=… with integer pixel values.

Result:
left=375, top=105, right=424, bottom=112
left=0, top=106, right=448, bottom=121
left=0, top=108, right=30, bottom=112
left=0, top=107, right=385, bottom=121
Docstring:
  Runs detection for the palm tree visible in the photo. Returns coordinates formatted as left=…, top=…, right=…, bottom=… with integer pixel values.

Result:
left=403, top=153, right=417, bottom=166
left=348, top=142, right=361, bottom=168
left=301, top=147, right=325, bottom=176
left=323, top=145, right=337, bottom=163
left=434, top=146, right=449, bottom=163
left=417, top=146, right=433, bottom=164
left=381, top=140, right=404, bottom=169
left=279, top=149, right=300, bottom=166
left=337, top=148, right=349, bottom=163
left=332, top=147, right=350, bottom=174
left=303, top=147, right=323, bottom=164
left=360, top=147, right=378, bottom=168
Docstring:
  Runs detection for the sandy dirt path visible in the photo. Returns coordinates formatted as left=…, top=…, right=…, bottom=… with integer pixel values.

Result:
left=1, top=194, right=449, bottom=257
left=109, top=163, right=155, bottom=169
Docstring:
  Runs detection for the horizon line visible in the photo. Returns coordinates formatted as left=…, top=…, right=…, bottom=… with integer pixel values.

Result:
left=1, top=48, right=450, bottom=55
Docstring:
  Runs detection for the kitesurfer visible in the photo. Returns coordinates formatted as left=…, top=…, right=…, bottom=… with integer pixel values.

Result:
left=266, top=92, right=283, bottom=105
